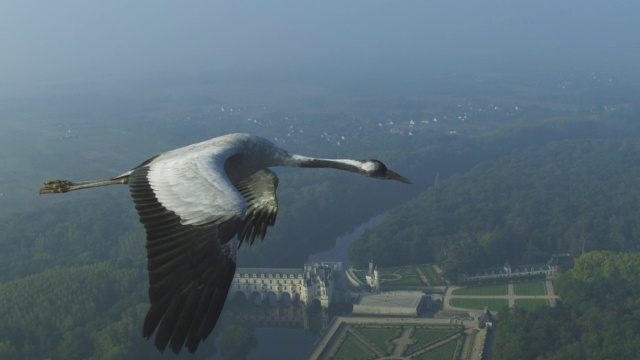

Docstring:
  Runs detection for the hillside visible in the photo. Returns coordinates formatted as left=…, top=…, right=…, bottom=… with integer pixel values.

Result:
left=349, top=137, right=640, bottom=275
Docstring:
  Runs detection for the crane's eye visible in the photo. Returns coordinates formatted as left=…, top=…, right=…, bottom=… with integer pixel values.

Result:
left=370, top=160, right=387, bottom=172
left=365, top=160, right=388, bottom=177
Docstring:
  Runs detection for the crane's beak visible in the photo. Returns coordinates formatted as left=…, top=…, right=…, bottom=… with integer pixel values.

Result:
left=385, top=170, right=412, bottom=184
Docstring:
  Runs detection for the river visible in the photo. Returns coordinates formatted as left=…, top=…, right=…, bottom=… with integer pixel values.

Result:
left=210, top=214, right=384, bottom=360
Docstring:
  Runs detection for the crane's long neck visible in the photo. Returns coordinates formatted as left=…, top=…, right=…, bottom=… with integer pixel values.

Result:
left=283, top=154, right=367, bottom=175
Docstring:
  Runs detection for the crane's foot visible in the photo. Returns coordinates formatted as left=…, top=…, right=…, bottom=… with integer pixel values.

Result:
left=38, top=180, right=72, bottom=194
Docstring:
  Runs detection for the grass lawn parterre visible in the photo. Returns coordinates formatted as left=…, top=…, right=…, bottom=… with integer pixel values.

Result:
left=378, top=267, right=424, bottom=287
left=405, top=326, right=463, bottom=355
left=330, top=324, right=465, bottom=359
left=334, top=334, right=376, bottom=360
left=449, top=298, right=508, bottom=311
left=418, top=264, right=445, bottom=286
left=513, top=281, right=547, bottom=296
left=451, top=284, right=508, bottom=296
left=353, top=327, right=400, bottom=355
left=353, top=264, right=446, bottom=288
left=514, top=299, right=549, bottom=311
left=413, top=336, right=462, bottom=360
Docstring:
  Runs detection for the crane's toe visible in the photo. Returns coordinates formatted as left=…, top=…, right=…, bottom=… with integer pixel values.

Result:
left=38, top=180, right=72, bottom=194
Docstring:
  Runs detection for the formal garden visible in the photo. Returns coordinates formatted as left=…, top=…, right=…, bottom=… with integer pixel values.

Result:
left=328, top=324, right=465, bottom=360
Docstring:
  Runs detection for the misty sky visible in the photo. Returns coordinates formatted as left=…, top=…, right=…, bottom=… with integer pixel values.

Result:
left=1, top=1, right=639, bottom=84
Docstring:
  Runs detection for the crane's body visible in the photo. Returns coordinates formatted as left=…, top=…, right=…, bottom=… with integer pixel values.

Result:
left=39, top=133, right=410, bottom=354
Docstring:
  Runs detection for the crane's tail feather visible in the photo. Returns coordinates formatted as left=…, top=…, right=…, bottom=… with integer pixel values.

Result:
left=38, top=176, right=128, bottom=194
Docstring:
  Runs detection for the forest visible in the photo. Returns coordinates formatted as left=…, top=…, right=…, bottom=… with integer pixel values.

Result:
left=1, top=71, right=639, bottom=358
left=493, top=251, right=640, bottom=360
left=349, top=136, right=640, bottom=276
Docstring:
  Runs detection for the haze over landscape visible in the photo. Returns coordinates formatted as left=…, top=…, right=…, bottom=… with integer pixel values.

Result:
left=2, top=1, right=639, bottom=84
left=1, top=1, right=639, bottom=359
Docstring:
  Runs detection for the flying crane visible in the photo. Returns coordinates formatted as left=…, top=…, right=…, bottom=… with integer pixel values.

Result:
left=38, top=133, right=411, bottom=354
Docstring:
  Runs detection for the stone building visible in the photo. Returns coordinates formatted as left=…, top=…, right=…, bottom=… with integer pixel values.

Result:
left=230, top=262, right=341, bottom=309
left=459, top=253, right=571, bottom=283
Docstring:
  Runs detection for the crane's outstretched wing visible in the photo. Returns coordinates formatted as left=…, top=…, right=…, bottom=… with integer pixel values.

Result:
left=235, top=169, right=279, bottom=247
left=128, top=146, right=245, bottom=354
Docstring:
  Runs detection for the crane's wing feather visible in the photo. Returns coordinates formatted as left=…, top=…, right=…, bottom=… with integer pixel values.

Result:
left=236, top=169, right=279, bottom=247
left=128, top=146, right=246, bottom=354
left=145, top=146, right=246, bottom=227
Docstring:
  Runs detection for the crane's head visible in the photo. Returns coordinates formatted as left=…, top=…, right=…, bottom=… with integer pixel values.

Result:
left=362, top=160, right=412, bottom=184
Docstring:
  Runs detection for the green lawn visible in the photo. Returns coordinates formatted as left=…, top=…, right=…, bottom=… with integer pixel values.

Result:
left=514, top=299, right=549, bottom=311
left=406, top=326, right=462, bottom=355
left=334, top=335, right=376, bottom=360
left=514, top=281, right=547, bottom=296
left=354, top=266, right=428, bottom=287
left=397, top=267, right=418, bottom=277
left=379, top=266, right=415, bottom=277
left=354, top=327, right=400, bottom=355
left=328, top=324, right=466, bottom=359
left=419, top=264, right=444, bottom=286
left=383, top=275, right=423, bottom=286
left=451, top=284, right=508, bottom=296
left=413, top=337, right=461, bottom=360
left=449, top=298, right=508, bottom=311
left=379, top=266, right=425, bottom=286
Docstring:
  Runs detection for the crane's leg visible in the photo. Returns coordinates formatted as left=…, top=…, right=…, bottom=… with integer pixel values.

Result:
left=38, top=176, right=128, bottom=194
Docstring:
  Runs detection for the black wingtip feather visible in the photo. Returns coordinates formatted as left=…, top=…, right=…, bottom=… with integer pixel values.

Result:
left=186, top=285, right=215, bottom=352
left=143, top=297, right=171, bottom=338
left=169, top=288, right=203, bottom=354
left=154, top=293, right=189, bottom=353
left=128, top=165, right=242, bottom=354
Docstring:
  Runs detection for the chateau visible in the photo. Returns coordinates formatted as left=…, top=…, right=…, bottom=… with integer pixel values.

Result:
left=230, top=262, right=342, bottom=309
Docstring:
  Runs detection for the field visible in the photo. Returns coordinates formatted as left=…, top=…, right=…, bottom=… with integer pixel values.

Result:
left=514, top=281, right=547, bottom=296
left=449, top=298, right=509, bottom=311
left=451, top=284, right=508, bottom=296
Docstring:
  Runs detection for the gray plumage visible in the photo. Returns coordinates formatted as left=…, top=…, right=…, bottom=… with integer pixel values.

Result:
left=38, top=133, right=411, bottom=354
